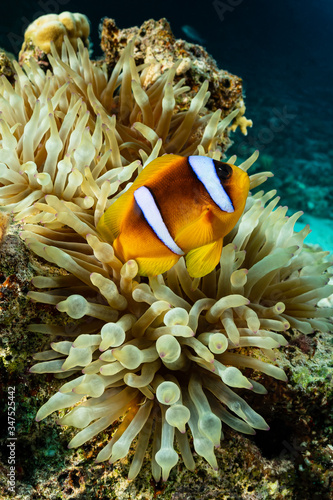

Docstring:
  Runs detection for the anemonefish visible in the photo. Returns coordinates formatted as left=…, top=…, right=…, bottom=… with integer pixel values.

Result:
left=97, top=155, right=250, bottom=278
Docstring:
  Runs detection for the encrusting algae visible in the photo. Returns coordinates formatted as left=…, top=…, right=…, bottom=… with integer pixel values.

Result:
left=0, top=13, right=332, bottom=482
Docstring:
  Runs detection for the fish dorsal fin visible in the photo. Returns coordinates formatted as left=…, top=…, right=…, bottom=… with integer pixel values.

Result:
left=185, top=238, right=223, bottom=278
left=133, top=154, right=184, bottom=187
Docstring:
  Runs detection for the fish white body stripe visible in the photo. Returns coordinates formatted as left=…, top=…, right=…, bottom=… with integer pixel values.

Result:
left=134, top=186, right=184, bottom=255
left=188, top=156, right=234, bottom=213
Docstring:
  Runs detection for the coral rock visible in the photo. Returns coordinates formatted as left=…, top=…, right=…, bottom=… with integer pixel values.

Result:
left=19, top=12, right=90, bottom=67
left=100, top=17, right=250, bottom=134
left=0, top=48, right=15, bottom=83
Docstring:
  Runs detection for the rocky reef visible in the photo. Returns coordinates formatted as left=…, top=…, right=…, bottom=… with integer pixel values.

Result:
left=99, top=17, right=249, bottom=123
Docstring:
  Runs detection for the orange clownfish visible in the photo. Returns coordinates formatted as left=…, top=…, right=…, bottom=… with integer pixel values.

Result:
left=97, top=155, right=250, bottom=278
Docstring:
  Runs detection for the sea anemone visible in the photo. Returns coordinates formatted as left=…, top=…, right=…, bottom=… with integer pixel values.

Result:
left=0, top=36, right=242, bottom=225
left=0, top=36, right=332, bottom=481
left=24, top=188, right=332, bottom=481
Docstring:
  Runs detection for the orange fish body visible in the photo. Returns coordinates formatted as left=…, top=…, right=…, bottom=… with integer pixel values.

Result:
left=97, top=155, right=249, bottom=277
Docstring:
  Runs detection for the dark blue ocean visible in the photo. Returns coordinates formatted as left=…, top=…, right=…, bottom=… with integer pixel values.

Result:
left=1, top=0, right=332, bottom=249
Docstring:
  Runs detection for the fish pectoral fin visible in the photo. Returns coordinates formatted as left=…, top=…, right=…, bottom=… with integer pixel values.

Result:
left=185, top=238, right=223, bottom=278
left=175, top=209, right=215, bottom=250
left=136, top=254, right=180, bottom=277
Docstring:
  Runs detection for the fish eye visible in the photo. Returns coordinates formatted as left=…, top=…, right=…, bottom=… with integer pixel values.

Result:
left=213, top=161, right=232, bottom=181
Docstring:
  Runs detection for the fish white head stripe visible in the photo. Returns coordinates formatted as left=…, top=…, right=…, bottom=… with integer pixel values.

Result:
left=188, top=156, right=234, bottom=213
left=134, top=186, right=184, bottom=256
